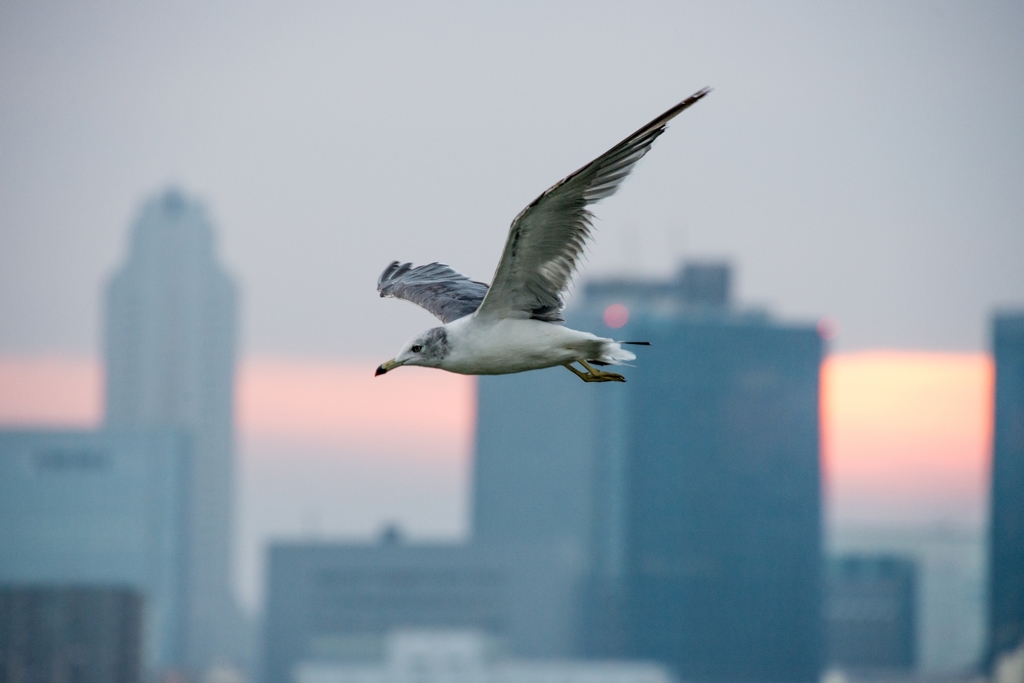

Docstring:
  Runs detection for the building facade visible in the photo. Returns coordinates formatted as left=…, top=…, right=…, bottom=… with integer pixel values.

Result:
left=264, top=541, right=507, bottom=683
left=0, top=429, right=188, bottom=670
left=824, top=555, right=916, bottom=672
left=828, top=526, right=984, bottom=673
left=104, top=188, right=239, bottom=670
left=989, top=312, right=1024, bottom=663
left=602, top=302, right=822, bottom=682
left=0, top=586, right=144, bottom=683
left=473, top=368, right=598, bottom=658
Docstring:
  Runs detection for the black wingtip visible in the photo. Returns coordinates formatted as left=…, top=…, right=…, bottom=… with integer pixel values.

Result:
left=671, top=87, right=712, bottom=115
left=689, top=86, right=713, bottom=101
left=622, top=341, right=651, bottom=346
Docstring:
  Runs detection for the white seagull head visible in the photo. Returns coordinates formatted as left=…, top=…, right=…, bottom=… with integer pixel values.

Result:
left=376, top=327, right=450, bottom=375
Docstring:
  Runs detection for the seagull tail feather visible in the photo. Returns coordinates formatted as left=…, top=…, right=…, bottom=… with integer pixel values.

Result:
left=598, top=341, right=636, bottom=365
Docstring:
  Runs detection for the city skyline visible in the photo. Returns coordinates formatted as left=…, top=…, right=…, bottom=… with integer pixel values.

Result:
left=0, top=305, right=995, bottom=618
left=0, top=193, right=1001, bottom=674
left=2, top=3, right=1021, bottom=679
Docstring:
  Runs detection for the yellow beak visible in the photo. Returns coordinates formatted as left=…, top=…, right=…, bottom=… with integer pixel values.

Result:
left=375, top=359, right=402, bottom=376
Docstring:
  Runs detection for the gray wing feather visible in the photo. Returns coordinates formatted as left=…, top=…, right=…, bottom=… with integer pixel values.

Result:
left=377, top=261, right=489, bottom=324
left=476, top=88, right=710, bottom=322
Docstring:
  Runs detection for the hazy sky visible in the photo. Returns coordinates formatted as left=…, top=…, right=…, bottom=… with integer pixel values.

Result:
left=2, top=1, right=1022, bottom=358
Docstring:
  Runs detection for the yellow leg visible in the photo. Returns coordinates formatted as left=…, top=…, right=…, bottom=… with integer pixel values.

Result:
left=579, top=360, right=626, bottom=382
left=563, top=362, right=598, bottom=382
left=563, top=361, right=626, bottom=383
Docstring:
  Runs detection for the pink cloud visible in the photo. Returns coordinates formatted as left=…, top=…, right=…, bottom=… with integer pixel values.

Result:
left=0, top=356, right=103, bottom=428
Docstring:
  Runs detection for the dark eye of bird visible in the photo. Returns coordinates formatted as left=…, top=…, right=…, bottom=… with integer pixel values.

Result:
left=412, top=345, right=422, bottom=353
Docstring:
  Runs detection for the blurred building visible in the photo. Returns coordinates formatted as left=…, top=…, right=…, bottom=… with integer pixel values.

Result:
left=0, top=585, right=143, bottom=683
left=473, top=362, right=597, bottom=658
left=104, top=188, right=241, bottom=671
left=993, top=641, right=1024, bottom=683
left=824, top=555, right=916, bottom=672
left=0, top=429, right=188, bottom=671
left=827, top=526, right=985, bottom=674
left=989, top=312, right=1024, bottom=663
left=264, top=539, right=506, bottom=683
left=474, top=263, right=823, bottom=682
left=294, top=631, right=672, bottom=683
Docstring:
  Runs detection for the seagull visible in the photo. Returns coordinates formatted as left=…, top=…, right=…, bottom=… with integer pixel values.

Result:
left=375, top=88, right=710, bottom=382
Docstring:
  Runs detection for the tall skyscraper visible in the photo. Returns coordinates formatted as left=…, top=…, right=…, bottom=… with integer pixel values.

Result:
left=473, top=263, right=823, bottom=681
left=989, top=312, right=1024, bottom=663
left=104, top=189, right=239, bottom=671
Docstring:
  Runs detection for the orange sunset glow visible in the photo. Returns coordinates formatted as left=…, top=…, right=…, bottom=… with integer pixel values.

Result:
left=237, top=358, right=474, bottom=458
left=821, top=351, right=993, bottom=527
left=0, top=352, right=994, bottom=523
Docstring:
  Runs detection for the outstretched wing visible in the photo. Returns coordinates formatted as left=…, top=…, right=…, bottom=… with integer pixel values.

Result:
left=475, top=88, right=710, bottom=322
left=377, top=261, right=489, bottom=324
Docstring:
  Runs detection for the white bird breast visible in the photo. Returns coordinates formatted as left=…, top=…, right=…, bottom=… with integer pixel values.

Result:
left=439, top=315, right=613, bottom=376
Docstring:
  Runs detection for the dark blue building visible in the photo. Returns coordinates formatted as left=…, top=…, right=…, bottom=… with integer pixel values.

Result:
left=0, top=585, right=144, bottom=683
left=474, top=264, right=824, bottom=682
left=592, top=284, right=821, bottom=682
left=988, top=312, right=1024, bottom=663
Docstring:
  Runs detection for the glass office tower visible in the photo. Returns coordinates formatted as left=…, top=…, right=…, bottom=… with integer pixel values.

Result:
left=474, top=264, right=823, bottom=681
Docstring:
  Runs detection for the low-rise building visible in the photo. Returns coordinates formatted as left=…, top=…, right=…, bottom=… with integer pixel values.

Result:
left=264, top=541, right=506, bottom=683
left=824, top=554, right=916, bottom=672
left=0, top=428, right=189, bottom=672
left=0, top=585, right=144, bottom=683
left=295, top=631, right=672, bottom=683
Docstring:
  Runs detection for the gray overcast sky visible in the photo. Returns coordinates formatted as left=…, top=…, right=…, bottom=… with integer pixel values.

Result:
left=1, top=1, right=1022, bottom=358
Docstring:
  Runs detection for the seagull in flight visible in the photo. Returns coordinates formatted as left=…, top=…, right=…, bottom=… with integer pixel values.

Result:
left=376, top=88, right=710, bottom=382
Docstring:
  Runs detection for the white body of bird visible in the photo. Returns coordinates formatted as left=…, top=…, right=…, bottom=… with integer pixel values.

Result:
left=435, top=315, right=634, bottom=376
